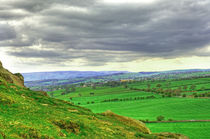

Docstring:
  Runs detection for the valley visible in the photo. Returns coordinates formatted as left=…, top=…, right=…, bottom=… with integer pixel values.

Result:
left=42, top=74, right=210, bottom=139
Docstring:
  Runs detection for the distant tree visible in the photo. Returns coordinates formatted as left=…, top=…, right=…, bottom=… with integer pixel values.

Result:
left=71, top=87, right=76, bottom=92
left=157, top=115, right=165, bottom=121
left=167, top=94, right=172, bottom=97
left=80, top=83, right=84, bottom=87
left=147, top=84, right=151, bottom=89
left=190, top=84, right=196, bottom=90
left=156, top=84, right=162, bottom=88
left=124, top=85, right=128, bottom=88
left=183, top=85, right=188, bottom=90
left=201, top=87, right=205, bottom=91
left=182, top=94, right=186, bottom=97
left=50, top=92, right=54, bottom=97
left=92, top=85, right=96, bottom=89
left=90, top=92, right=94, bottom=96
left=65, top=87, right=70, bottom=94
left=166, top=82, right=171, bottom=88
left=194, top=94, right=198, bottom=98
left=168, top=118, right=173, bottom=121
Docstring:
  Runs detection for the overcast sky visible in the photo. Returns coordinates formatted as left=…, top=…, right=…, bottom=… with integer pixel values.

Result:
left=0, top=0, right=210, bottom=73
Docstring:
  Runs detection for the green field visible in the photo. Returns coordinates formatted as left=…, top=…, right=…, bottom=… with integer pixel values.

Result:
left=48, top=77, right=210, bottom=138
left=80, top=98, right=210, bottom=120
left=128, top=77, right=210, bottom=94
left=146, top=122, right=210, bottom=139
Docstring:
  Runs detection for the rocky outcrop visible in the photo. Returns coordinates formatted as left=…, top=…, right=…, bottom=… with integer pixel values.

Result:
left=0, top=61, right=25, bottom=87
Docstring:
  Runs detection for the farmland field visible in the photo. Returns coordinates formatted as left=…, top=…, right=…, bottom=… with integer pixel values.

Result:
left=146, top=122, right=210, bottom=139
left=81, top=98, right=210, bottom=120
left=47, top=76, right=210, bottom=138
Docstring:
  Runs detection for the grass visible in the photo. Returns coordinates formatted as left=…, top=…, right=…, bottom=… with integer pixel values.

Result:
left=1, top=62, right=188, bottom=138
left=70, top=91, right=161, bottom=104
left=47, top=76, right=210, bottom=138
left=1, top=83, right=155, bottom=138
left=128, top=77, right=210, bottom=92
left=81, top=98, right=210, bottom=121
left=146, top=122, right=210, bottom=139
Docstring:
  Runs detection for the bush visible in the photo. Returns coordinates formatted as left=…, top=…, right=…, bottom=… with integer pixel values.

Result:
left=52, top=120, right=80, bottom=134
left=182, top=94, right=186, bottom=97
left=157, top=115, right=165, bottom=121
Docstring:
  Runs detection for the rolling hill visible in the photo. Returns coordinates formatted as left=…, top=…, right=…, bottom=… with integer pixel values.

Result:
left=0, top=61, right=188, bottom=138
left=22, top=71, right=128, bottom=81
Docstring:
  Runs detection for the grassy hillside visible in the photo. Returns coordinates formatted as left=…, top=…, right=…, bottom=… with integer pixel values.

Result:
left=0, top=62, right=188, bottom=138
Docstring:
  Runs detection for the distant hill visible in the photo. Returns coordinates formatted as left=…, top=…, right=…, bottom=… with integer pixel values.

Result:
left=23, top=69, right=210, bottom=82
left=139, top=72, right=159, bottom=74
left=22, top=71, right=129, bottom=81
left=23, top=69, right=210, bottom=88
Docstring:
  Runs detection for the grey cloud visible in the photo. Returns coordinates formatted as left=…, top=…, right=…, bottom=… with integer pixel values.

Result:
left=8, top=49, right=62, bottom=58
left=6, top=0, right=96, bottom=13
left=0, top=10, right=30, bottom=20
left=1, top=0, right=210, bottom=66
left=0, top=24, right=16, bottom=41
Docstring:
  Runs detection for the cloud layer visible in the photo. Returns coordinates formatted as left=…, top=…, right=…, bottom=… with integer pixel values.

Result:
left=1, top=0, right=210, bottom=69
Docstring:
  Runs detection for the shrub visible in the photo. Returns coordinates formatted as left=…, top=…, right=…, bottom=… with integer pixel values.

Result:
left=182, top=94, right=186, bottom=97
left=52, top=120, right=80, bottom=134
left=157, top=115, right=165, bottom=121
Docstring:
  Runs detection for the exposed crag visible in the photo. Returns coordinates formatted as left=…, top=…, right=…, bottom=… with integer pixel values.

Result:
left=0, top=61, right=25, bottom=87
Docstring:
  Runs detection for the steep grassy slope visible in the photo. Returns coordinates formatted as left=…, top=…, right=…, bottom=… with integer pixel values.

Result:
left=0, top=61, right=24, bottom=88
left=0, top=61, right=188, bottom=138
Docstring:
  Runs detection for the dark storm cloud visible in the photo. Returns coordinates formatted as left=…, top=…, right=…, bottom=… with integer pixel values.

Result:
left=3, top=0, right=95, bottom=13
left=1, top=0, right=210, bottom=65
left=9, top=49, right=61, bottom=58
left=0, top=10, right=29, bottom=20
left=0, top=24, right=16, bottom=41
